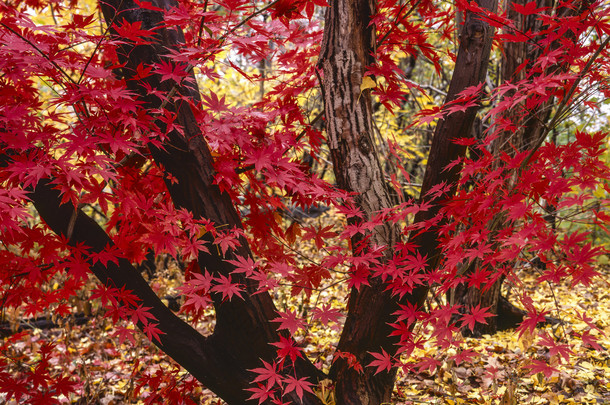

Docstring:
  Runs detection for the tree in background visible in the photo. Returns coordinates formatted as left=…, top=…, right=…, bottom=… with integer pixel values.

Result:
left=0, top=0, right=609, bottom=404
left=448, top=0, right=601, bottom=335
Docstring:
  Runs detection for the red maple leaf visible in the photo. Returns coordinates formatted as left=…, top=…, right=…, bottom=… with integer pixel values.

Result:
left=517, top=302, right=549, bottom=337
left=415, top=356, right=441, bottom=374
left=114, top=19, right=156, bottom=44
left=201, top=91, right=228, bottom=113
left=89, top=244, right=122, bottom=266
left=333, top=351, right=363, bottom=373
left=143, top=322, right=165, bottom=344
left=270, top=0, right=303, bottom=23
left=450, top=349, right=477, bottom=366
left=367, top=349, right=393, bottom=375
left=283, top=375, right=314, bottom=400
left=523, top=359, right=558, bottom=378
left=213, top=228, right=243, bottom=256
left=537, top=332, right=572, bottom=362
left=154, top=60, right=189, bottom=83
left=512, top=1, right=546, bottom=15
left=272, top=310, right=306, bottom=335
left=304, top=0, right=328, bottom=20
left=460, top=305, right=493, bottom=332
left=210, top=274, right=244, bottom=301
left=393, top=301, right=424, bottom=327
left=245, top=384, right=276, bottom=405
left=581, top=330, right=604, bottom=351
left=249, top=360, right=282, bottom=389
left=130, top=304, right=156, bottom=325
left=348, top=264, right=370, bottom=291
left=271, top=336, right=303, bottom=364
left=114, top=325, right=137, bottom=345
left=311, top=303, right=342, bottom=324
left=226, top=255, right=258, bottom=277
left=181, top=291, right=212, bottom=313
left=133, top=0, right=163, bottom=11
left=302, top=224, right=337, bottom=249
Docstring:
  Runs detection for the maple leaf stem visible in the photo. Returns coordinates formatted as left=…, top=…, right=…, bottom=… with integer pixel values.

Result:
left=272, top=234, right=321, bottom=265
left=317, top=277, right=350, bottom=292
left=270, top=232, right=348, bottom=275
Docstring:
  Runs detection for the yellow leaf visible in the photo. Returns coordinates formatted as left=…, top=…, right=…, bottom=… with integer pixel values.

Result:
left=360, top=76, right=376, bottom=92
left=197, top=226, right=209, bottom=239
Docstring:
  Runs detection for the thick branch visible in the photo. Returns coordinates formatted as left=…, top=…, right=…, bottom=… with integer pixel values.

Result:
left=407, top=0, right=498, bottom=308
left=95, top=1, right=324, bottom=403
left=29, top=179, right=253, bottom=401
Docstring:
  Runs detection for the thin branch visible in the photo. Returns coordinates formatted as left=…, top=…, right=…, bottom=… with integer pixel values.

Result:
left=520, top=35, right=610, bottom=169
left=0, top=22, right=74, bottom=87
left=376, top=0, right=421, bottom=49
left=78, top=0, right=124, bottom=84
left=196, top=0, right=210, bottom=48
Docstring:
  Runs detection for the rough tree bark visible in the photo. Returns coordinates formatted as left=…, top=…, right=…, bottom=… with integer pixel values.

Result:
left=406, top=0, right=497, bottom=284
left=318, top=1, right=401, bottom=403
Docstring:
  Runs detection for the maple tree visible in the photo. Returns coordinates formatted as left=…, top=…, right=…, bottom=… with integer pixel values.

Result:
left=0, top=0, right=609, bottom=404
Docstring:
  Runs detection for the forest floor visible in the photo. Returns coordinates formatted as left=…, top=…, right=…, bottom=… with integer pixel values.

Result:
left=392, top=265, right=610, bottom=405
left=5, top=263, right=608, bottom=404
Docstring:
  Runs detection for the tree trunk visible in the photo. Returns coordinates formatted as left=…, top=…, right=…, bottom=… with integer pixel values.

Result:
left=450, top=0, right=585, bottom=336
left=404, top=0, right=497, bottom=321
left=318, top=1, right=401, bottom=403
left=318, top=0, right=496, bottom=402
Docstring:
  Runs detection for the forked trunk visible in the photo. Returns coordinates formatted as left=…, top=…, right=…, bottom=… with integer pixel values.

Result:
left=318, top=0, right=496, bottom=403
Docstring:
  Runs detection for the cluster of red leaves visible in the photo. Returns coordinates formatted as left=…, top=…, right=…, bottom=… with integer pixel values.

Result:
left=0, top=0, right=609, bottom=402
left=0, top=335, right=76, bottom=404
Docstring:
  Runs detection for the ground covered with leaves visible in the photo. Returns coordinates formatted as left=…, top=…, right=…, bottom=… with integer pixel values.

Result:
left=393, top=266, right=610, bottom=405
left=3, top=268, right=609, bottom=404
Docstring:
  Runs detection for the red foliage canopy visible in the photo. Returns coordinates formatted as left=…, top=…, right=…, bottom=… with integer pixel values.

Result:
left=0, top=0, right=609, bottom=403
